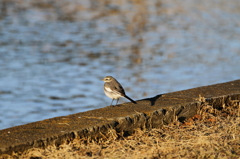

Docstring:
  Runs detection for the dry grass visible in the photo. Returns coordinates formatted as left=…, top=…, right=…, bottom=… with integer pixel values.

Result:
left=1, top=99, right=240, bottom=159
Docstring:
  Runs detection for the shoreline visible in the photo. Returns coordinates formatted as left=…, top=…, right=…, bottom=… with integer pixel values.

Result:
left=0, top=79, right=240, bottom=156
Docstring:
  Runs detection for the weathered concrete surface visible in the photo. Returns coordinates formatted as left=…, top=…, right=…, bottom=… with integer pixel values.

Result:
left=0, top=79, right=240, bottom=155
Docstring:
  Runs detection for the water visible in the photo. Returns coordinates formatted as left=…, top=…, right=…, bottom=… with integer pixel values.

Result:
left=0, top=0, right=240, bottom=130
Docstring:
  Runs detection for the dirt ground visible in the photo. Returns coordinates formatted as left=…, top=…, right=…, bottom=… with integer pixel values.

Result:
left=1, top=99, right=240, bottom=159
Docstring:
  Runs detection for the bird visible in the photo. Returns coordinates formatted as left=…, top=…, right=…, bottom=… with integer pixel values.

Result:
left=101, top=76, right=137, bottom=106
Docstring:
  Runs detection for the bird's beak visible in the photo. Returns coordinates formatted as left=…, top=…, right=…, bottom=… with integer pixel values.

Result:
left=101, top=78, right=104, bottom=81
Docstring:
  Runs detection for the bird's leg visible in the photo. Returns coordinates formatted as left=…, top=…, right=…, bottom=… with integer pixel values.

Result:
left=110, top=99, right=114, bottom=106
left=116, top=98, right=119, bottom=106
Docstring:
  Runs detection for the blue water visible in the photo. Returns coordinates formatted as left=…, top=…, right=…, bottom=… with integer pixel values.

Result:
left=0, top=0, right=240, bottom=129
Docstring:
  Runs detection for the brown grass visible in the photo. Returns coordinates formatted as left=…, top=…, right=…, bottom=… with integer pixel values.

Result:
left=1, top=99, right=240, bottom=159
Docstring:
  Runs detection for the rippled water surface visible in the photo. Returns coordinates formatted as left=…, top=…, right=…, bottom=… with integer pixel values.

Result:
left=0, top=0, right=240, bottom=129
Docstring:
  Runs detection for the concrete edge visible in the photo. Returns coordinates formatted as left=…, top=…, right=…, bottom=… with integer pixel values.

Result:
left=1, top=80, right=240, bottom=155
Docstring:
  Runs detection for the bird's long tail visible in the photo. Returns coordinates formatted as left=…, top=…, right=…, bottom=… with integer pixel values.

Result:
left=124, top=95, right=137, bottom=104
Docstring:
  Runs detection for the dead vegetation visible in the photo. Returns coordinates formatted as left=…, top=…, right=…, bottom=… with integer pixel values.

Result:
left=1, top=98, right=240, bottom=159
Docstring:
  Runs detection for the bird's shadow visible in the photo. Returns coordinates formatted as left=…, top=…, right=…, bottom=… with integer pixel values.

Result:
left=137, top=94, right=164, bottom=106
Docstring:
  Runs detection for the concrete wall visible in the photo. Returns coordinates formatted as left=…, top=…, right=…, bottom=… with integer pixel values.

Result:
left=0, top=79, right=240, bottom=155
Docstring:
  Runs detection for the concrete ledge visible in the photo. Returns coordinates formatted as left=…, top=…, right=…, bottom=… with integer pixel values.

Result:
left=1, top=80, right=240, bottom=155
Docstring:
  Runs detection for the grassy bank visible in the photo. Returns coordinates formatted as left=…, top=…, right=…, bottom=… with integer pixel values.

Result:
left=2, top=99, right=240, bottom=159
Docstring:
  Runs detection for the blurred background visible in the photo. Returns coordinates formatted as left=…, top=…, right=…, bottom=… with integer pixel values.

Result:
left=0, top=0, right=240, bottom=130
